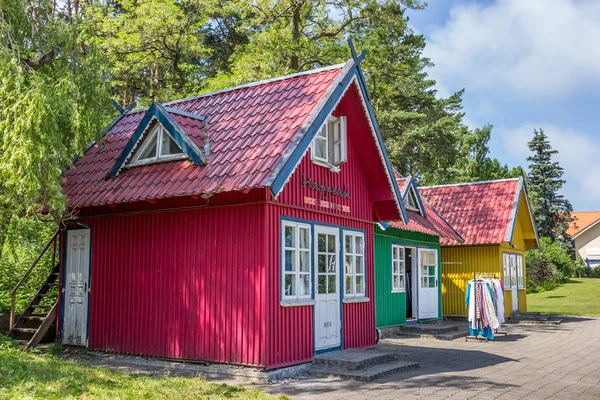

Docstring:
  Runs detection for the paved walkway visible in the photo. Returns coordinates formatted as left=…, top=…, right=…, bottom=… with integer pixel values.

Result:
left=265, top=317, right=600, bottom=400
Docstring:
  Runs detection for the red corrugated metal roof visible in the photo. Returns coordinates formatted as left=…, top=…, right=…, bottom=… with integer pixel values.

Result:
left=63, top=66, right=343, bottom=208
left=419, top=179, right=521, bottom=246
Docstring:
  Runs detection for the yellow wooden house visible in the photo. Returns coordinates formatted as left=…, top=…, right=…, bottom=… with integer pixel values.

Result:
left=419, top=177, right=539, bottom=318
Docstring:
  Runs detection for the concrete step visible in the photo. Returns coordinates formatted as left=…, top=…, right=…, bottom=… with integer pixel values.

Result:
left=507, top=318, right=562, bottom=325
left=313, top=349, right=396, bottom=371
left=512, top=312, right=540, bottom=316
left=309, top=360, right=419, bottom=382
left=397, top=323, right=459, bottom=335
left=392, top=330, right=470, bottom=341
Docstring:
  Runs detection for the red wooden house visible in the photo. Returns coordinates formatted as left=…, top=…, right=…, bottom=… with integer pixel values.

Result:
left=55, top=54, right=409, bottom=369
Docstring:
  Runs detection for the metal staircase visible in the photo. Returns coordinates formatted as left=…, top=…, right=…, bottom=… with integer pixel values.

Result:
left=8, top=232, right=59, bottom=348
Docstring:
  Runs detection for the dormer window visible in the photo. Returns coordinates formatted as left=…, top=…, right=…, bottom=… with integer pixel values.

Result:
left=404, top=186, right=421, bottom=213
left=130, top=124, right=186, bottom=166
left=311, top=116, right=347, bottom=170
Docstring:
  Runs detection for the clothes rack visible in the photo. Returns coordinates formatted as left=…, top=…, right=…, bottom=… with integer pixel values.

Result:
left=465, top=272, right=508, bottom=342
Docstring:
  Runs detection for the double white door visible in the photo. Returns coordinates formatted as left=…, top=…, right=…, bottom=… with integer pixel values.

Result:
left=314, top=226, right=341, bottom=350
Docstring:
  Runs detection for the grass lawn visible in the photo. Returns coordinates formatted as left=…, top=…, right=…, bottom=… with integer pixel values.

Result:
left=527, top=278, right=600, bottom=316
left=0, top=337, right=282, bottom=400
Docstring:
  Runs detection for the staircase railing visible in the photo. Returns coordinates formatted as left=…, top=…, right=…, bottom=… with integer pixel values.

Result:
left=9, top=231, right=59, bottom=330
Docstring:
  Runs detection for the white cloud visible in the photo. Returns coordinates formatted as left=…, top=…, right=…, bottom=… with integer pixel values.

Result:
left=494, top=123, right=600, bottom=209
left=426, top=0, right=600, bottom=98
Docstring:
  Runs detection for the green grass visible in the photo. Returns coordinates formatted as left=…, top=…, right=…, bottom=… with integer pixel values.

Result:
left=0, top=336, right=282, bottom=400
left=527, top=278, right=600, bottom=316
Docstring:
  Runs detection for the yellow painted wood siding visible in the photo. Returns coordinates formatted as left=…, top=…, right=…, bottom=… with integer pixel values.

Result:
left=518, top=290, right=527, bottom=312
left=441, top=245, right=502, bottom=316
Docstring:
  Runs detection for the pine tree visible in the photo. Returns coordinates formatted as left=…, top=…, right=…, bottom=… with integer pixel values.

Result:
left=526, top=129, right=573, bottom=248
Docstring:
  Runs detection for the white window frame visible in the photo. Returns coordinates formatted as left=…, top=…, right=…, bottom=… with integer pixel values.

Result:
left=502, top=253, right=512, bottom=289
left=281, top=221, right=312, bottom=301
left=343, top=230, right=365, bottom=298
left=311, top=115, right=347, bottom=169
left=391, top=244, right=406, bottom=292
left=404, top=188, right=420, bottom=212
left=130, top=124, right=186, bottom=166
left=516, top=254, right=524, bottom=289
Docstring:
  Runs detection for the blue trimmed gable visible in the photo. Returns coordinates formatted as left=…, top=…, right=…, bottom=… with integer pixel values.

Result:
left=107, top=103, right=207, bottom=178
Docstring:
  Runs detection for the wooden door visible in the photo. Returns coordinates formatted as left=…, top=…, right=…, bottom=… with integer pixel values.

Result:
left=63, top=229, right=91, bottom=346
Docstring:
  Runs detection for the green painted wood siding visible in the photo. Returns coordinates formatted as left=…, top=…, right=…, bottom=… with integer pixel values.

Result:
left=374, top=226, right=442, bottom=328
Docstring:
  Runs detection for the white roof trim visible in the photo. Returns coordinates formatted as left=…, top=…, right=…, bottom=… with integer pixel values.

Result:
left=572, top=219, right=600, bottom=240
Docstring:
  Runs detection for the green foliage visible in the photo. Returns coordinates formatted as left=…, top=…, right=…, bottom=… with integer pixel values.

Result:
left=526, top=129, right=573, bottom=248
left=0, top=218, right=56, bottom=314
left=526, top=252, right=557, bottom=291
left=528, top=278, right=600, bottom=316
left=526, top=236, right=578, bottom=293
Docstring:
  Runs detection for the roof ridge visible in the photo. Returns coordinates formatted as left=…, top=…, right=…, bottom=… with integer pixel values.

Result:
left=419, top=177, right=520, bottom=190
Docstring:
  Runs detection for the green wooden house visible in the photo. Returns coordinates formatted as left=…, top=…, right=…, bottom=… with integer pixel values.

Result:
left=375, top=176, right=463, bottom=327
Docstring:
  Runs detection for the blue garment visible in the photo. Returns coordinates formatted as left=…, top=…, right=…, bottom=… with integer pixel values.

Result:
left=466, top=280, right=495, bottom=340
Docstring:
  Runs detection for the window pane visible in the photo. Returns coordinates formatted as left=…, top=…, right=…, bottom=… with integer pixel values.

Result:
left=300, top=274, right=310, bottom=296
left=327, top=275, right=337, bottom=294
left=318, top=275, right=327, bottom=294
left=393, top=260, right=399, bottom=275
left=318, top=234, right=326, bottom=252
left=138, top=133, right=158, bottom=160
left=421, top=277, right=427, bottom=288
left=398, top=261, right=405, bottom=275
left=285, top=250, right=295, bottom=271
left=327, top=234, right=336, bottom=252
left=284, top=274, right=296, bottom=296
left=345, top=235, right=353, bottom=254
left=356, top=276, right=364, bottom=295
left=356, top=256, right=364, bottom=274
left=314, top=136, right=327, bottom=159
left=393, top=246, right=398, bottom=260
left=421, top=265, right=428, bottom=276
left=327, top=255, right=336, bottom=272
left=284, top=226, right=295, bottom=248
left=299, top=227, right=309, bottom=249
left=399, top=275, right=405, bottom=289
left=318, top=255, right=327, bottom=273
left=393, top=275, right=399, bottom=289
left=161, top=132, right=183, bottom=156
left=429, top=265, right=435, bottom=276
left=355, top=236, right=364, bottom=255
left=429, top=277, right=435, bottom=287
left=299, top=251, right=310, bottom=272
left=345, top=255, right=353, bottom=274
left=317, top=125, right=327, bottom=138
left=345, top=276, right=353, bottom=294
left=398, top=247, right=404, bottom=261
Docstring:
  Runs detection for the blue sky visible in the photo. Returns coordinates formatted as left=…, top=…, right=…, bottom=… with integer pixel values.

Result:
left=405, top=0, right=600, bottom=211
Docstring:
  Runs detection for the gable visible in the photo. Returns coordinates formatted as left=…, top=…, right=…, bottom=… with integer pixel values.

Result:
left=568, top=211, right=600, bottom=239
left=419, top=178, right=524, bottom=246
left=276, top=82, right=404, bottom=222
left=506, top=187, right=540, bottom=250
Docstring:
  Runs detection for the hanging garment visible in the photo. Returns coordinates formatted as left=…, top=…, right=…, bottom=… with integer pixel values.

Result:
left=465, top=279, right=495, bottom=340
left=493, top=279, right=505, bottom=326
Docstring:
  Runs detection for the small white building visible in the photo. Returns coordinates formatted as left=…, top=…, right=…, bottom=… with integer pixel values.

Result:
left=568, top=212, right=600, bottom=268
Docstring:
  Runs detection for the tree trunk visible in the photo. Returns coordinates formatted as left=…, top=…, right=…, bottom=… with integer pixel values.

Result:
left=290, top=0, right=302, bottom=71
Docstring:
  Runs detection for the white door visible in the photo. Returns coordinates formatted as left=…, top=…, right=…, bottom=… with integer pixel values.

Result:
left=63, top=229, right=91, bottom=346
left=417, top=249, right=438, bottom=319
left=314, top=226, right=341, bottom=350
left=510, top=254, right=519, bottom=312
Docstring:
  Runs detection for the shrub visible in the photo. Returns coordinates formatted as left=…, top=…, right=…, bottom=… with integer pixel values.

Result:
left=539, top=237, right=575, bottom=281
left=527, top=253, right=556, bottom=288
left=592, top=267, right=600, bottom=279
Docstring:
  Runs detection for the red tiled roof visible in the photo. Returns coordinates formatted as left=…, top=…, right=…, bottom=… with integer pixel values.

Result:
left=419, top=179, right=521, bottom=246
left=389, top=175, right=463, bottom=243
left=567, top=211, right=600, bottom=238
left=63, top=66, right=344, bottom=208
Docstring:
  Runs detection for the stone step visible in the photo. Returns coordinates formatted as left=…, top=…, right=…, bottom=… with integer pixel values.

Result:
left=512, top=311, right=541, bottom=316
left=392, top=330, right=470, bottom=341
left=507, top=318, right=562, bottom=325
left=309, top=360, right=419, bottom=382
left=397, top=323, right=459, bottom=335
left=313, top=350, right=396, bottom=371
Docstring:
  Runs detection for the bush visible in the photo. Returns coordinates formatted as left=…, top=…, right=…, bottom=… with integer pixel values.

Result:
left=538, top=237, right=575, bottom=281
left=527, top=253, right=557, bottom=288
left=592, top=267, right=600, bottom=279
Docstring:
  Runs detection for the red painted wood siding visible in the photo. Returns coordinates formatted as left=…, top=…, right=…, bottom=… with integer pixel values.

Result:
left=264, top=204, right=376, bottom=368
left=265, top=86, right=382, bottom=368
left=82, top=203, right=267, bottom=366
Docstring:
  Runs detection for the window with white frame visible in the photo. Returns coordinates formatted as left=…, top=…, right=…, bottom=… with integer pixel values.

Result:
left=344, top=231, right=365, bottom=297
left=312, top=116, right=347, bottom=168
left=391, top=244, right=405, bottom=291
left=516, top=254, right=524, bottom=288
left=130, top=124, right=185, bottom=166
left=282, top=221, right=312, bottom=300
left=404, top=188, right=420, bottom=212
left=502, top=253, right=511, bottom=289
